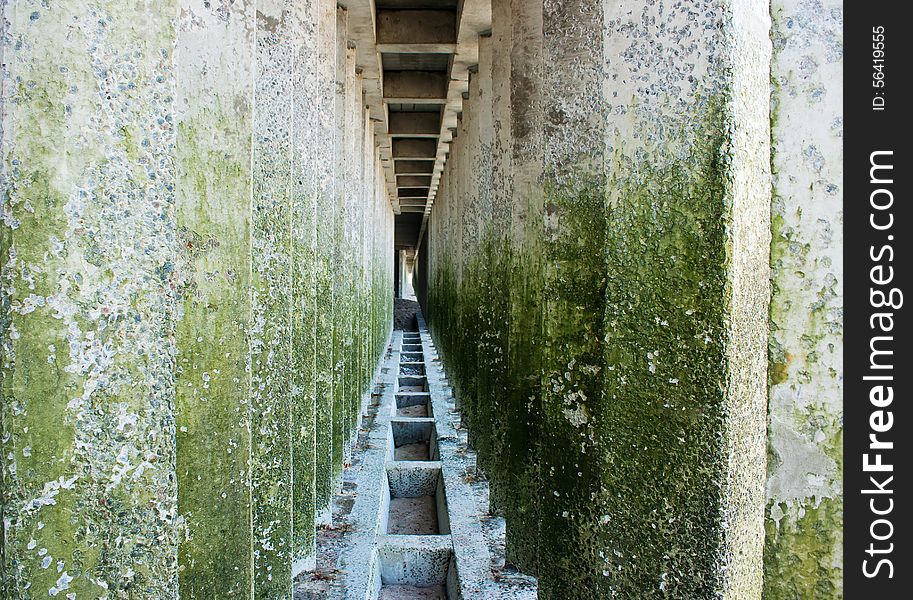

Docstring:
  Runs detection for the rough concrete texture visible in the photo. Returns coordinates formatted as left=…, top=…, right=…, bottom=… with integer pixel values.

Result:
left=387, top=498, right=440, bottom=536
left=174, top=1, right=255, bottom=594
left=764, top=0, right=843, bottom=597
left=395, top=443, right=431, bottom=461
left=1, top=1, right=179, bottom=596
left=1, top=0, right=395, bottom=595
left=422, top=0, right=777, bottom=597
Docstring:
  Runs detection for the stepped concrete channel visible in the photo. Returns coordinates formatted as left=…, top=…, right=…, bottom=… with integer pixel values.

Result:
left=337, top=316, right=536, bottom=599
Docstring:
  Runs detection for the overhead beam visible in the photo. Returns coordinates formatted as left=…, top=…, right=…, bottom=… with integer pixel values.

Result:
left=395, top=160, right=435, bottom=175
left=377, top=43, right=456, bottom=54
left=392, top=138, right=438, bottom=159
left=397, top=175, right=432, bottom=187
left=377, top=10, right=456, bottom=45
left=341, top=0, right=399, bottom=212
left=384, top=71, right=448, bottom=103
left=417, top=0, right=491, bottom=246
left=389, top=112, right=441, bottom=136
left=398, top=187, right=430, bottom=198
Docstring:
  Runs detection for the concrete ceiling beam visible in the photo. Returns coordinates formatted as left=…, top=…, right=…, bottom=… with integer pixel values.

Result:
left=377, top=10, right=456, bottom=45
left=343, top=1, right=397, bottom=211
left=397, top=175, right=433, bottom=187
left=392, top=138, right=438, bottom=159
left=394, top=160, right=436, bottom=175
left=389, top=112, right=441, bottom=136
left=415, top=0, right=491, bottom=250
left=376, top=43, right=456, bottom=54
left=398, top=187, right=430, bottom=198
left=383, top=71, right=449, bottom=102
left=398, top=201, right=428, bottom=209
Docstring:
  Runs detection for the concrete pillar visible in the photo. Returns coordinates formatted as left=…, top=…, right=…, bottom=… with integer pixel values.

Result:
left=465, top=32, right=494, bottom=444
left=1, top=2, right=180, bottom=595
left=173, top=2, right=258, bottom=594
left=314, top=0, right=337, bottom=522
left=456, top=68, right=482, bottom=420
left=2, top=0, right=395, bottom=594
left=764, top=0, right=843, bottom=595
left=503, top=0, right=544, bottom=571
left=290, top=0, right=320, bottom=574
left=477, top=0, right=512, bottom=516
left=249, top=2, right=299, bottom=593
left=451, top=109, right=466, bottom=402
left=330, top=6, right=348, bottom=484
left=589, top=0, right=772, bottom=596
left=426, top=0, right=773, bottom=597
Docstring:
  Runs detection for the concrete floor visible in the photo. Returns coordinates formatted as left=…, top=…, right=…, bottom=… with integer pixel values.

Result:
left=388, top=497, right=440, bottom=535
left=295, top=327, right=536, bottom=599
left=395, top=442, right=431, bottom=461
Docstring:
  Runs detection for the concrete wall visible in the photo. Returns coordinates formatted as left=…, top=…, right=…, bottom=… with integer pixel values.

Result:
left=422, top=0, right=840, bottom=597
left=0, top=0, right=394, bottom=596
left=764, top=0, right=843, bottom=596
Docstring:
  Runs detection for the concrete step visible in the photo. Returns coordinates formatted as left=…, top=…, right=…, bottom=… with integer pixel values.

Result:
left=376, top=535, right=458, bottom=598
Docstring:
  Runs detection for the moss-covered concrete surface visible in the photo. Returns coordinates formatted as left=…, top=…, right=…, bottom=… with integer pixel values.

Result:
left=417, top=0, right=841, bottom=598
left=1, top=0, right=394, bottom=596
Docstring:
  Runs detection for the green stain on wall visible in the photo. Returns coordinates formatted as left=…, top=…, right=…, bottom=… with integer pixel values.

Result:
left=594, top=132, right=731, bottom=598
left=175, top=112, right=254, bottom=597
left=3, top=2, right=180, bottom=595
left=536, top=177, right=609, bottom=597
left=763, top=498, right=843, bottom=599
left=426, top=106, right=740, bottom=598
left=3, top=1, right=395, bottom=596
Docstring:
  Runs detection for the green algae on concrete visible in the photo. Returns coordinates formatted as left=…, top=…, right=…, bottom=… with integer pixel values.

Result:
left=174, top=1, right=255, bottom=595
left=596, top=148, right=730, bottom=598
left=425, top=1, right=773, bottom=597
left=763, top=0, right=843, bottom=596
left=289, top=0, right=320, bottom=568
left=3, top=1, right=396, bottom=596
left=249, top=2, right=296, bottom=595
left=314, top=0, right=338, bottom=518
left=2, top=1, right=180, bottom=596
left=764, top=497, right=842, bottom=598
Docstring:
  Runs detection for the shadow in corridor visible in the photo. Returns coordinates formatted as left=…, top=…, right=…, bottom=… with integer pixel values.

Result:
left=395, top=299, right=421, bottom=331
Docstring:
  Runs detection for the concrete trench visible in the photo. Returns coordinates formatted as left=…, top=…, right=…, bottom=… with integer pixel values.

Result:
left=332, top=317, right=533, bottom=600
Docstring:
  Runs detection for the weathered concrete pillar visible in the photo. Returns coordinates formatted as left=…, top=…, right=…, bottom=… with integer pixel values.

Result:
left=330, top=6, right=348, bottom=485
left=456, top=66, right=482, bottom=418
left=477, top=0, right=512, bottom=515
left=503, top=0, right=544, bottom=572
left=593, top=0, right=772, bottom=596
left=427, top=0, right=774, bottom=596
left=465, top=32, right=494, bottom=445
left=290, top=0, right=320, bottom=574
left=174, top=2, right=255, bottom=595
left=314, top=0, right=338, bottom=522
left=1, top=2, right=180, bottom=595
left=2, top=0, right=395, bottom=594
left=764, top=0, right=843, bottom=595
left=249, top=2, right=299, bottom=593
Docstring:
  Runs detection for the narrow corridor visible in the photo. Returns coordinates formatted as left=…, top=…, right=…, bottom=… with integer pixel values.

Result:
left=2, top=0, right=842, bottom=598
left=295, top=310, right=535, bottom=599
